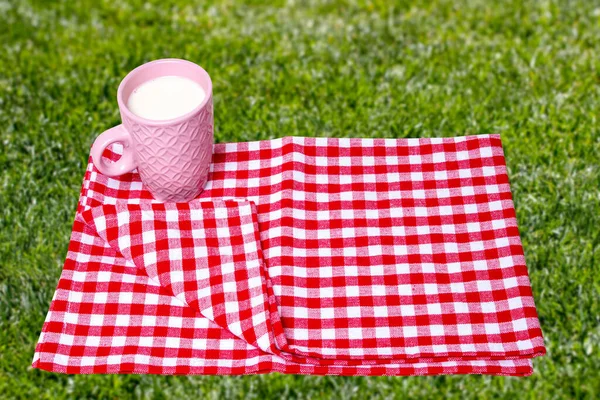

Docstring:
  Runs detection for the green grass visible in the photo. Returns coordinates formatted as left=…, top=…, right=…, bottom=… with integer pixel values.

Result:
left=1, top=0, right=599, bottom=398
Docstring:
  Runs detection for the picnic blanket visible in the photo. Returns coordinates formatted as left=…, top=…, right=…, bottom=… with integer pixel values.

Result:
left=32, top=134, right=545, bottom=376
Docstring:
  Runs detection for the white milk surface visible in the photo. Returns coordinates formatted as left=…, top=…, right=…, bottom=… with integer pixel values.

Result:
left=127, top=75, right=206, bottom=121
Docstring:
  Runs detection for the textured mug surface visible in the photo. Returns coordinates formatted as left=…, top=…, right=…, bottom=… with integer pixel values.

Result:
left=91, top=59, right=213, bottom=202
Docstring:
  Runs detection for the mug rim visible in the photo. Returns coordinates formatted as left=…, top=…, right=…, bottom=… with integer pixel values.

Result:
left=117, top=58, right=213, bottom=126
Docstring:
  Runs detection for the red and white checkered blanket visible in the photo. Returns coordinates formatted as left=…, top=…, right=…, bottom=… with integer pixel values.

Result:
left=33, top=135, right=545, bottom=376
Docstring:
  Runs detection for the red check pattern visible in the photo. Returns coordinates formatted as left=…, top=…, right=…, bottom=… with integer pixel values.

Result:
left=33, top=134, right=545, bottom=376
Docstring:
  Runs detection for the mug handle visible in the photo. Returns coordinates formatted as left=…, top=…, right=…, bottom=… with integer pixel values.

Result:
left=91, top=124, right=137, bottom=177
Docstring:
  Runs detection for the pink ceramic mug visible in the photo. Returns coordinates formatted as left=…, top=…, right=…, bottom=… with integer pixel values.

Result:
left=91, top=59, right=213, bottom=202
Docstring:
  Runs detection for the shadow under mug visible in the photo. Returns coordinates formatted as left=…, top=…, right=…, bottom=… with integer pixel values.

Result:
left=91, top=58, right=214, bottom=202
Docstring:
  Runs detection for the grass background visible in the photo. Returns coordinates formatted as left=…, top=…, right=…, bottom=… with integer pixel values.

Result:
left=1, top=0, right=599, bottom=398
